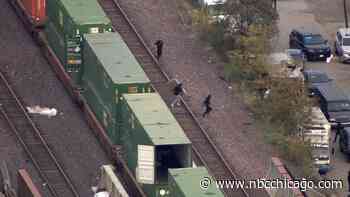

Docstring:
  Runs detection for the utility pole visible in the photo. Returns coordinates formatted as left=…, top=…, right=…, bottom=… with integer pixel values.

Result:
left=344, top=0, right=349, bottom=28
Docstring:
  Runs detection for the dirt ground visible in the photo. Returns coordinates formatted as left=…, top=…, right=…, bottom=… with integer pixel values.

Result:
left=117, top=0, right=277, bottom=180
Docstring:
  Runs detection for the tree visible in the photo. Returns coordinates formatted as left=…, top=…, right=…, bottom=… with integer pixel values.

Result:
left=224, top=0, right=278, bottom=34
left=224, top=24, right=271, bottom=80
left=257, top=77, right=313, bottom=135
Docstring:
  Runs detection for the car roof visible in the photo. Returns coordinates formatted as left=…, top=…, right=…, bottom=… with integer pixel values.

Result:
left=338, top=28, right=350, bottom=37
left=316, top=83, right=349, bottom=102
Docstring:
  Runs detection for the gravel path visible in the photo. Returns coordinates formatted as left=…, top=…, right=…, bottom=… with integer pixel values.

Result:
left=0, top=1, right=110, bottom=196
left=117, top=0, right=276, bottom=179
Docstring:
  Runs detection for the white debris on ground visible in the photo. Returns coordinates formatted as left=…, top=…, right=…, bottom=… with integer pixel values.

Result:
left=91, top=186, right=98, bottom=193
left=94, top=191, right=109, bottom=197
left=326, top=54, right=333, bottom=63
left=264, top=89, right=271, bottom=99
left=268, top=52, right=289, bottom=65
left=288, top=67, right=304, bottom=79
left=26, top=106, right=57, bottom=117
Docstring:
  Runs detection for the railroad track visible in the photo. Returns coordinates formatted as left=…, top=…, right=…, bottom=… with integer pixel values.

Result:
left=97, top=0, right=268, bottom=196
left=0, top=71, right=79, bottom=197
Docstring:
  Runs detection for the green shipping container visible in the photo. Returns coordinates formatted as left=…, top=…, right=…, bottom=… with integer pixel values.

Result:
left=82, top=33, right=153, bottom=144
left=120, top=93, right=192, bottom=197
left=168, top=167, right=225, bottom=197
left=45, top=0, right=112, bottom=85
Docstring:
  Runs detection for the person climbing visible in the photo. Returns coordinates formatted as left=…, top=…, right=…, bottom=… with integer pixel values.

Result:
left=154, top=40, right=163, bottom=60
left=202, top=94, right=212, bottom=117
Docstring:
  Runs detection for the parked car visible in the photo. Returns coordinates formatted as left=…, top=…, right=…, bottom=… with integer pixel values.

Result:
left=289, top=29, right=331, bottom=61
left=302, top=69, right=333, bottom=96
left=339, top=127, right=350, bottom=161
left=334, top=28, right=350, bottom=63
left=314, top=83, right=350, bottom=127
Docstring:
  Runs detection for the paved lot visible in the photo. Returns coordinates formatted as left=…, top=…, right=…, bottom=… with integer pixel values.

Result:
left=276, top=0, right=350, bottom=195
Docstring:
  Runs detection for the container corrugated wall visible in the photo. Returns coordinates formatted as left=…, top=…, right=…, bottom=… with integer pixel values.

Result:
left=45, top=0, right=112, bottom=85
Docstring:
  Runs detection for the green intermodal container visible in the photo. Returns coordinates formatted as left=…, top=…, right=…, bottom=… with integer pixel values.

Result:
left=45, top=0, right=112, bottom=85
left=82, top=33, right=153, bottom=144
left=168, top=167, right=225, bottom=197
left=120, top=93, right=192, bottom=197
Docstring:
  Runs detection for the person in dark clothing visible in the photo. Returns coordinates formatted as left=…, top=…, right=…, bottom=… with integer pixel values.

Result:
left=171, top=82, right=186, bottom=108
left=334, top=122, right=342, bottom=143
left=154, top=40, right=163, bottom=60
left=318, top=165, right=328, bottom=177
left=202, top=94, right=212, bottom=117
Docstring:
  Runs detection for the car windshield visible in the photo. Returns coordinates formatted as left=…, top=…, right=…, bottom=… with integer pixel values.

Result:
left=303, top=35, right=324, bottom=45
left=328, top=101, right=350, bottom=111
left=343, top=38, right=350, bottom=46
left=308, top=73, right=329, bottom=83
left=207, top=3, right=225, bottom=16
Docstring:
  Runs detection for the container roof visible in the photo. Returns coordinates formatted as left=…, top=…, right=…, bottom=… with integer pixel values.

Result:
left=60, top=0, right=110, bottom=25
left=85, top=33, right=150, bottom=84
left=169, top=167, right=224, bottom=197
left=123, top=93, right=191, bottom=145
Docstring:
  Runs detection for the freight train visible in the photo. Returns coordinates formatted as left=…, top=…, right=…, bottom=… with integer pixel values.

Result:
left=11, top=0, right=224, bottom=196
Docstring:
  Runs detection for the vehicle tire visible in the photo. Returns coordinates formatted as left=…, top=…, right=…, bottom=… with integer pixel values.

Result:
left=306, top=55, right=311, bottom=62
left=334, top=42, right=339, bottom=56
left=0, top=176, right=3, bottom=193
left=289, top=41, right=294, bottom=49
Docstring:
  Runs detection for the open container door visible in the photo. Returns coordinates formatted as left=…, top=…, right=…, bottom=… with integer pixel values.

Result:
left=137, top=145, right=155, bottom=184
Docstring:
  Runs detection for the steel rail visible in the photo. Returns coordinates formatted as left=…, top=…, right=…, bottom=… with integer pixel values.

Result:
left=0, top=71, right=79, bottom=197
left=98, top=0, right=262, bottom=196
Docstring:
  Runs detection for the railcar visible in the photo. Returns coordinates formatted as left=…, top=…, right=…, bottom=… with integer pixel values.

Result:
left=97, top=165, right=129, bottom=197
left=120, top=93, right=192, bottom=197
left=45, top=0, right=112, bottom=85
left=168, top=167, right=224, bottom=197
left=17, top=0, right=46, bottom=26
left=9, top=1, right=225, bottom=196
left=82, top=32, right=153, bottom=144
